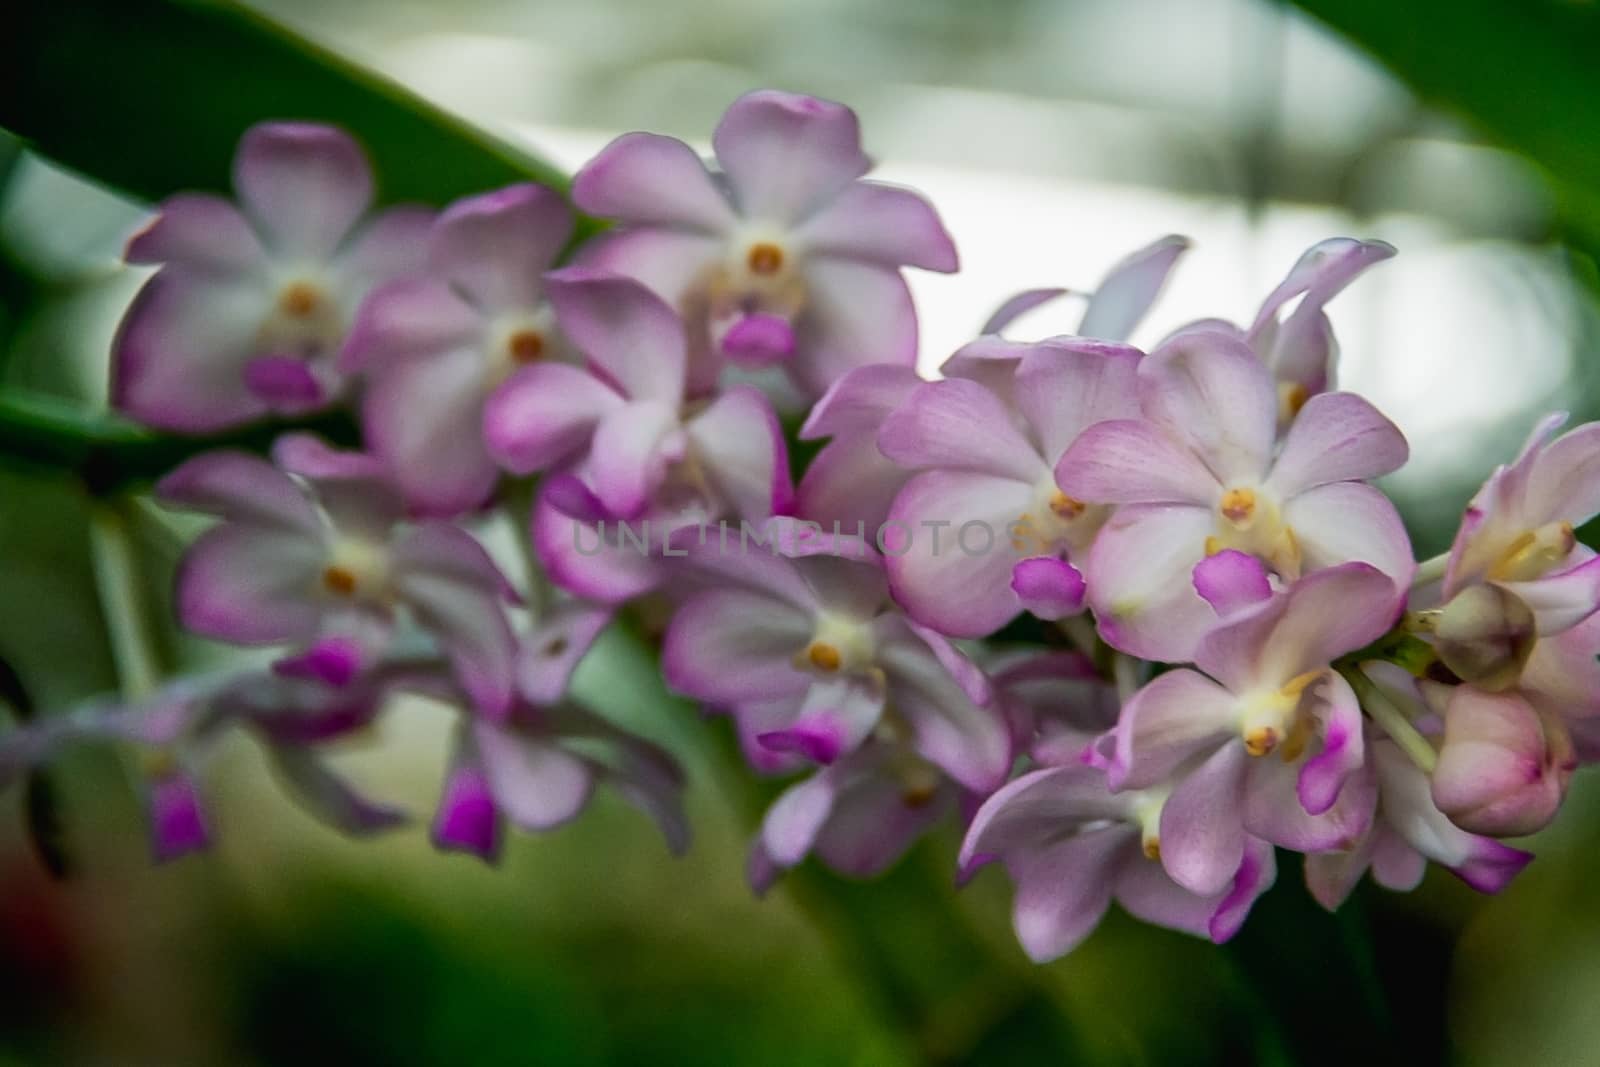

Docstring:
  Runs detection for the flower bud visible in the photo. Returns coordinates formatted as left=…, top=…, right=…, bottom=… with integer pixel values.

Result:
left=1431, top=687, right=1573, bottom=837
left=1433, top=584, right=1537, bottom=692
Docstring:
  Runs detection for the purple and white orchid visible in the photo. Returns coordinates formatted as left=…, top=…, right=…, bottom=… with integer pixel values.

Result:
left=572, top=90, right=957, bottom=401
left=660, top=518, right=1011, bottom=793
left=115, top=123, right=431, bottom=430
left=1096, top=563, right=1402, bottom=895
left=962, top=762, right=1276, bottom=962
left=748, top=741, right=957, bottom=892
left=40, top=87, right=1600, bottom=969
left=1058, top=327, right=1415, bottom=661
left=432, top=695, right=688, bottom=864
left=157, top=434, right=518, bottom=716
left=879, top=338, right=1141, bottom=637
left=1306, top=721, right=1532, bottom=908
left=0, top=669, right=412, bottom=862
left=486, top=268, right=791, bottom=603
left=791, top=235, right=1188, bottom=541
left=342, top=183, right=576, bottom=515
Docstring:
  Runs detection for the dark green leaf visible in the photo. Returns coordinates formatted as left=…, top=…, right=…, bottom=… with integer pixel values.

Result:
left=1, top=0, right=591, bottom=229
left=0, top=387, right=358, bottom=494
left=1291, top=0, right=1600, bottom=237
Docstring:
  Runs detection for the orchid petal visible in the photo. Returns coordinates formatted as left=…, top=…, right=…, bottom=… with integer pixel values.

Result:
left=712, top=91, right=869, bottom=223
left=796, top=181, right=957, bottom=272
left=428, top=183, right=572, bottom=311
left=572, top=132, right=735, bottom=232
left=233, top=123, right=373, bottom=258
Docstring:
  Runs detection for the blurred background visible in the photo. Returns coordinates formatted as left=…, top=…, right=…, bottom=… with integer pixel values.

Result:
left=3, top=0, right=1600, bottom=1063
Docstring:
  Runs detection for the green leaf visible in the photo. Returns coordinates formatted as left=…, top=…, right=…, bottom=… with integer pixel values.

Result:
left=0, top=388, right=358, bottom=494
left=1, top=0, right=589, bottom=224
left=1291, top=0, right=1600, bottom=237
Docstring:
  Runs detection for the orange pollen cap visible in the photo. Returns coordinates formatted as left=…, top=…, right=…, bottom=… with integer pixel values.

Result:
left=1220, top=487, right=1257, bottom=525
left=508, top=329, right=545, bottom=364
left=806, top=642, right=843, bottom=672
left=1049, top=491, right=1087, bottom=520
left=279, top=282, right=322, bottom=318
left=747, top=242, right=785, bottom=276
left=322, top=566, right=358, bottom=596
left=1243, top=725, right=1279, bottom=757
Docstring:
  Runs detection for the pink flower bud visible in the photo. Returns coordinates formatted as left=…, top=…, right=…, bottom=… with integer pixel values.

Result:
left=1431, top=687, right=1574, bottom=837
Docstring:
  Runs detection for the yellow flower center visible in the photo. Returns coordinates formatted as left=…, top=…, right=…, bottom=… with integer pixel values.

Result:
left=1205, top=486, right=1302, bottom=581
left=278, top=281, right=323, bottom=318
left=259, top=277, right=345, bottom=356
left=1238, top=670, right=1323, bottom=758
left=1487, top=520, right=1576, bottom=583
left=1220, top=487, right=1256, bottom=526
left=1049, top=491, right=1087, bottom=521
left=316, top=539, right=390, bottom=602
left=1278, top=381, right=1310, bottom=422
left=1010, top=481, right=1107, bottom=555
left=794, top=613, right=877, bottom=676
left=1131, top=789, right=1169, bottom=860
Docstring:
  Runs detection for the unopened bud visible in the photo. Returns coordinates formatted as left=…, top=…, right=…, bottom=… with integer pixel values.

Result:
left=1433, top=584, right=1536, bottom=692
left=1432, top=686, right=1573, bottom=838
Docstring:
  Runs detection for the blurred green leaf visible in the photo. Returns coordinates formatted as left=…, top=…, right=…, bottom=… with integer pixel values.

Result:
left=0, top=388, right=357, bottom=494
left=1291, top=0, right=1600, bottom=237
left=0, top=0, right=589, bottom=223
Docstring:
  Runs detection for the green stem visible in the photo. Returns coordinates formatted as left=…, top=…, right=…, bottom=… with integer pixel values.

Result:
left=87, top=500, right=162, bottom=700
left=0, top=388, right=357, bottom=494
left=1411, top=551, right=1449, bottom=588
left=1341, top=664, right=1437, bottom=773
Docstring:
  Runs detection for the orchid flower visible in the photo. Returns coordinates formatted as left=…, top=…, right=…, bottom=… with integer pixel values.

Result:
left=115, top=123, right=431, bottom=430
left=1390, top=415, right=1600, bottom=832
left=748, top=742, right=957, bottom=892
left=571, top=90, right=957, bottom=401
left=1441, top=413, right=1600, bottom=644
left=431, top=695, right=689, bottom=863
left=156, top=435, right=518, bottom=716
left=793, top=363, right=924, bottom=533
left=987, top=649, right=1120, bottom=765
left=341, top=184, right=575, bottom=515
left=1096, top=563, right=1402, bottom=895
left=1306, top=714, right=1532, bottom=908
left=484, top=268, right=791, bottom=603
left=660, top=518, right=1011, bottom=793
left=972, top=233, right=1190, bottom=346
left=1057, top=327, right=1414, bottom=661
left=791, top=236, right=1187, bottom=538
left=0, top=670, right=411, bottom=862
left=878, top=338, right=1141, bottom=637
left=961, top=762, right=1276, bottom=962
left=1244, top=238, right=1394, bottom=425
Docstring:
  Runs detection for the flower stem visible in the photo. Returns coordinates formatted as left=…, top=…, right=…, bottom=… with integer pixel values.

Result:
left=1341, top=665, right=1437, bottom=773
left=88, top=500, right=162, bottom=700
left=1411, top=551, right=1449, bottom=589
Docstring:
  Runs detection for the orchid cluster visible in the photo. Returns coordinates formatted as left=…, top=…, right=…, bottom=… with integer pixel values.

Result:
left=5, top=89, right=1598, bottom=964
